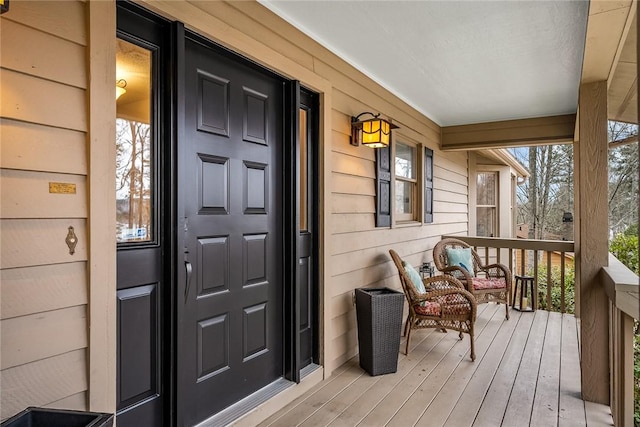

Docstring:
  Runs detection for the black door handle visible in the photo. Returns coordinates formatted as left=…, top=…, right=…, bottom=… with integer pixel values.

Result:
left=184, top=261, right=193, bottom=303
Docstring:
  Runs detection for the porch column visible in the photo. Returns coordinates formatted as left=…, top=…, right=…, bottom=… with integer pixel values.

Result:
left=575, top=80, right=609, bottom=404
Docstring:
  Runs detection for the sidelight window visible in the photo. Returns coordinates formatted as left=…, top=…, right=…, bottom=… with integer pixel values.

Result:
left=116, top=39, right=154, bottom=244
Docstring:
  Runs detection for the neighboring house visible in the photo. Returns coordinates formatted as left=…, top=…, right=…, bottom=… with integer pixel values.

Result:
left=0, top=1, right=636, bottom=426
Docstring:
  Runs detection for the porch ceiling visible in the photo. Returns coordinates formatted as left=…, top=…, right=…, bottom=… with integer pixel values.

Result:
left=259, top=0, right=589, bottom=127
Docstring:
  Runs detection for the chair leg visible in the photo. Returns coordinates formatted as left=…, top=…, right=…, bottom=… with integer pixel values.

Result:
left=403, top=313, right=411, bottom=337
left=505, top=301, right=510, bottom=320
left=469, top=323, right=476, bottom=362
left=405, top=326, right=412, bottom=355
left=458, top=331, right=463, bottom=340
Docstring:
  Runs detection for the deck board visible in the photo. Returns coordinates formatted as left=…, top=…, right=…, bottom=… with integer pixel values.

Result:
left=472, top=310, right=535, bottom=427
left=255, top=307, right=613, bottom=427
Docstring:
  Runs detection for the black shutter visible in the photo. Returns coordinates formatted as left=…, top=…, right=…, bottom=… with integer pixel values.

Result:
left=424, top=148, right=434, bottom=223
left=376, top=146, right=392, bottom=227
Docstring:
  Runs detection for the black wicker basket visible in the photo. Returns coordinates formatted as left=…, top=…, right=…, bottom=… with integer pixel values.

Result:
left=355, top=287, right=404, bottom=376
left=1, top=407, right=113, bottom=427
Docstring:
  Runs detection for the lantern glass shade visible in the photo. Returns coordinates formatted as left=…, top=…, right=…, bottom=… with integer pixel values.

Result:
left=352, top=117, right=395, bottom=148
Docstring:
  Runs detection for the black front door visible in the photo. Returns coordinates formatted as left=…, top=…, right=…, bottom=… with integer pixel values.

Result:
left=177, top=33, right=284, bottom=425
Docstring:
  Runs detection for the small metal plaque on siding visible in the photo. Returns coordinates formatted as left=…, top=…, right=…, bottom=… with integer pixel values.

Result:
left=49, top=182, right=76, bottom=194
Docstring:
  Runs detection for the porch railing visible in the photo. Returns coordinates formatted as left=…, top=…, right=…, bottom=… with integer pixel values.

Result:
left=443, top=235, right=638, bottom=425
left=601, top=254, right=638, bottom=426
left=443, top=235, right=575, bottom=312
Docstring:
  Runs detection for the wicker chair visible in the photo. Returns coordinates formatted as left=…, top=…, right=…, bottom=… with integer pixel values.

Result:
left=389, top=250, right=477, bottom=361
left=433, top=238, right=511, bottom=319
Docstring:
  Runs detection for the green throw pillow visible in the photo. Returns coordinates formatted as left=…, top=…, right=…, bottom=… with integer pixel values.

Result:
left=446, top=247, right=472, bottom=272
left=402, top=261, right=426, bottom=293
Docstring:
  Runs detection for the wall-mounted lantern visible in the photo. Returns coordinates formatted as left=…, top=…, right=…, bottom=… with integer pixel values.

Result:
left=350, top=112, right=398, bottom=148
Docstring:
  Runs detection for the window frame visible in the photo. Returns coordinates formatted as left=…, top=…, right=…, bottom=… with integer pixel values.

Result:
left=393, top=139, right=421, bottom=224
left=475, top=170, right=499, bottom=237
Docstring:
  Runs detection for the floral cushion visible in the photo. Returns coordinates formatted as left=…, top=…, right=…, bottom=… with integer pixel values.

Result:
left=414, top=296, right=471, bottom=317
left=472, top=277, right=507, bottom=290
left=414, top=301, right=441, bottom=316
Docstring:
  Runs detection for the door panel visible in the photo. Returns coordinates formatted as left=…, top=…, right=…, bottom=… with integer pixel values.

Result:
left=178, top=35, right=284, bottom=425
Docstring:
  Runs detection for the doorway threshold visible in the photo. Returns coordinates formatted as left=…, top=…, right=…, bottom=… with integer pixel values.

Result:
left=196, top=364, right=323, bottom=427
left=194, top=378, right=293, bottom=427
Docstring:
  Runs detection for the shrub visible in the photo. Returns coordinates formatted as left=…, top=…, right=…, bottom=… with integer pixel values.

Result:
left=533, top=264, right=575, bottom=314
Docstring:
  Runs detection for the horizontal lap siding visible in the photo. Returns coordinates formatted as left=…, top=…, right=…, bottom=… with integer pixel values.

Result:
left=0, top=1, right=88, bottom=420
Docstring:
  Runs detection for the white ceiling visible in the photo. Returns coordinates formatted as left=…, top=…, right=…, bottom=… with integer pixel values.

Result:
left=259, top=0, right=589, bottom=127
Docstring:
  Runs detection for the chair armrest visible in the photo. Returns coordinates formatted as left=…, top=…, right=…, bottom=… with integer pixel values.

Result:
left=480, top=263, right=511, bottom=282
left=438, top=266, right=474, bottom=290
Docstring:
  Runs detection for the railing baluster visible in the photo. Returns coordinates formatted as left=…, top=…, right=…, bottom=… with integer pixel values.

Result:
left=546, top=251, right=552, bottom=311
left=533, top=250, right=538, bottom=309
left=560, top=252, right=566, bottom=313
left=439, top=235, right=576, bottom=315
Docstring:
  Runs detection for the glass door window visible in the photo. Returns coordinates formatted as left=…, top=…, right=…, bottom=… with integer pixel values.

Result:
left=116, top=39, right=154, bottom=244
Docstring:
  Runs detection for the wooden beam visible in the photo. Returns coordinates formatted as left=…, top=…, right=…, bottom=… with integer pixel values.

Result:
left=581, top=0, right=634, bottom=84
left=441, top=114, right=575, bottom=151
left=576, top=80, right=610, bottom=405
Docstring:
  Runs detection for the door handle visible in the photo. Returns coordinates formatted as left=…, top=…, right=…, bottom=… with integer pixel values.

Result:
left=184, top=261, right=193, bottom=303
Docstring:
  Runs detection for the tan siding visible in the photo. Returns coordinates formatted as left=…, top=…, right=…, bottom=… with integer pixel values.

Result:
left=1, top=19, right=86, bottom=88
left=0, top=1, right=88, bottom=419
left=1, top=170, right=87, bottom=219
left=0, top=69, right=87, bottom=132
left=0, top=219, right=87, bottom=269
left=2, top=0, right=87, bottom=44
left=1, top=305, right=87, bottom=370
left=1, top=263, right=87, bottom=320
left=331, top=194, right=375, bottom=214
left=331, top=213, right=376, bottom=234
left=45, top=392, right=87, bottom=412
left=0, top=119, right=87, bottom=175
left=332, top=173, right=375, bottom=196
left=331, top=151, right=375, bottom=178
left=0, top=349, right=88, bottom=420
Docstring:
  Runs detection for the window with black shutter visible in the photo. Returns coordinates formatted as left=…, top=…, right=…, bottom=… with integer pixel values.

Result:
left=424, top=148, right=434, bottom=223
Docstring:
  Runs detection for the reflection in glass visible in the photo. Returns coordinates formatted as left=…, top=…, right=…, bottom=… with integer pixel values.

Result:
left=395, top=143, right=414, bottom=179
left=477, top=172, right=496, bottom=205
left=477, top=207, right=496, bottom=237
left=299, top=108, right=308, bottom=231
left=116, top=39, right=153, bottom=243
left=395, top=180, right=413, bottom=215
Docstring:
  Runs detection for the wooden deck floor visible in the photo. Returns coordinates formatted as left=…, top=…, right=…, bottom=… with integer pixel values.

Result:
left=258, top=304, right=613, bottom=427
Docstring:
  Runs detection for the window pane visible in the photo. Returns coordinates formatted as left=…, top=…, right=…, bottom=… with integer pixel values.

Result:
left=299, top=108, right=308, bottom=231
left=477, top=207, right=496, bottom=237
left=477, top=172, right=497, bottom=205
left=395, top=180, right=414, bottom=215
left=116, top=39, right=153, bottom=243
left=395, top=142, right=415, bottom=179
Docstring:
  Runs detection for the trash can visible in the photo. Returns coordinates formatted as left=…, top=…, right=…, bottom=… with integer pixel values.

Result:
left=355, top=287, right=404, bottom=376
left=0, top=407, right=114, bottom=427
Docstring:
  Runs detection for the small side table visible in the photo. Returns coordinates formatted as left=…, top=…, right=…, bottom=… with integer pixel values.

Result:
left=512, top=275, right=535, bottom=312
